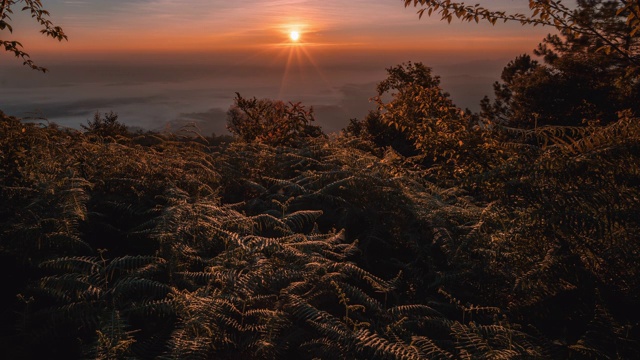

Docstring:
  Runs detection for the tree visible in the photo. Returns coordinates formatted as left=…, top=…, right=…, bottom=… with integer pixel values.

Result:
left=227, top=93, right=323, bottom=147
left=82, top=111, right=129, bottom=138
left=344, top=110, right=419, bottom=157
left=0, top=0, right=67, bottom=72
left=373, top=62, right=466, bottom=159
left=404, top=0, right=640, bottom=69
left=480, top=1, right=640, bottom=128
left=373, top=62, right=502, bottom=178
left=479, top=54, right=541, bottom=126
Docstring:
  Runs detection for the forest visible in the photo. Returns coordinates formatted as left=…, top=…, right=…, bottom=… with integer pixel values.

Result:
left=1, top=0, right=639, bottom=359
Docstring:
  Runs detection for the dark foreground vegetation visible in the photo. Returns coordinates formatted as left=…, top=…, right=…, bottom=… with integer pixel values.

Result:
left=1, top=76, right=639, bottom=358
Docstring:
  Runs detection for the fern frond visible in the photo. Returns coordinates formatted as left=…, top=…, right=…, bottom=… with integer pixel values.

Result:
left=354, top=328, right=421, bottom=360
left=125, top=298, right=176, bottom=318
left=111, top=277, right=173, bottom=302
left=263, top=176, right=309, bottom=196
left=390, top=304, right=444, bottom=318
left=328, top=262, right=395, bottom=294
left=339, top=282, right=385, bottom=315
left=39, top=256, right=101, bottom=274
left=86, top=309, right=137, bottom=360
left=39, top=273, right=102, bottom=301
left=246, top=213, right=291, bottom=235
left=283, top=210, right=323, bottom=233
left=37, top=300, right=101, bottom=329
left=450, top=321, right=493, bottom=357
left=300, top=337, right=347, bottom=359
left=410, top=336, right=455, bottom=359
left=105, top=255, right=166, bottom=280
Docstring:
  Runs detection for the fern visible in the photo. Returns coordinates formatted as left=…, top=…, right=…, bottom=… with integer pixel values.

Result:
left=3, top=111, right=639, bottom=358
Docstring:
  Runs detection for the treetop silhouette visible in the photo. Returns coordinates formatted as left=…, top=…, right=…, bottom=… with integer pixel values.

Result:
left=405, top=0, right=639, bottom=68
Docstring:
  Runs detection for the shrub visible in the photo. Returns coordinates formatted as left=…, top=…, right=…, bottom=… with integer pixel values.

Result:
left=81, top=111, right=129, bottom=138
left=227, top=93, right=323, bottom=147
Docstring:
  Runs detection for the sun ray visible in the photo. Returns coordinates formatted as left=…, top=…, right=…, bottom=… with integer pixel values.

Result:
left=298, top=45, right=332, bottom=89
left=279, top=44, right=297, bottom=98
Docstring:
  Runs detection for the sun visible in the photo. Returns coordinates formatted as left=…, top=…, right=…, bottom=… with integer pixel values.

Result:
left=289, top=31, right=300, bottom=42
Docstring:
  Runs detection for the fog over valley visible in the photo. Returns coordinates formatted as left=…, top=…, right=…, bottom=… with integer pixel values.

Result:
left=1, top=52, right=505, bottom=134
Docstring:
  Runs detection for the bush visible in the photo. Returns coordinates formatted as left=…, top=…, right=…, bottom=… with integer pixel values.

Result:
left=81, top=111, right=129, bottom=138
left=227, top=93, right=323, bottom=146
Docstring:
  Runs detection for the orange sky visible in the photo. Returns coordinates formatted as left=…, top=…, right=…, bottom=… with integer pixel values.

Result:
left=1, top=1, right=559, bottom=134
left=6, top=0, right=551, bottom=59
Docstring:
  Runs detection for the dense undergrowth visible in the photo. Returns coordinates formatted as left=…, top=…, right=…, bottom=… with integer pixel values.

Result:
left=1, top=99, right=639, bottom=359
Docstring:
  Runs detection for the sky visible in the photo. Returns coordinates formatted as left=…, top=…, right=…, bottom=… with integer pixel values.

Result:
left=1, top=0, right=555, bottom=134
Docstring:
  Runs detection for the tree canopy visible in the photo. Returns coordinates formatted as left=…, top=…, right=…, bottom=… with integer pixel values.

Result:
left=406, top=1, right=639, bottom=128
left=480, top=1, right=640, bottom=128
left=405, top=0, right=640, bottom=69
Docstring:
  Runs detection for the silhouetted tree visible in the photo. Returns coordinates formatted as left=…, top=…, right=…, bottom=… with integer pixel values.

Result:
left=480, top=1, right=640, bottom=128
left=344, top=111, right=419, bottom=157
left=82, top=111, right=128, bottom=138
left=479, top=55, right=540, bottom=126
left=0, top=0, right=67, bottom=72
left=405, top=0, right=640, bottom=68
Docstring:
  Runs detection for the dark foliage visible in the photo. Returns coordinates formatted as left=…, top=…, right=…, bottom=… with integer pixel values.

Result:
left=481, top=0, right=640, bottom=128
left=344, top=110, right=418, bottom=157
left=227, top=93, right=324, bottom=147
left=2, top=93, right=639, bottom=358
left=82, top=111, right=129, bottom=139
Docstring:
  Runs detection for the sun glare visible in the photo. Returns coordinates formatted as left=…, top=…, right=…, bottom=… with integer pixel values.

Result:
left=289, top=31, right=300, bottom=42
